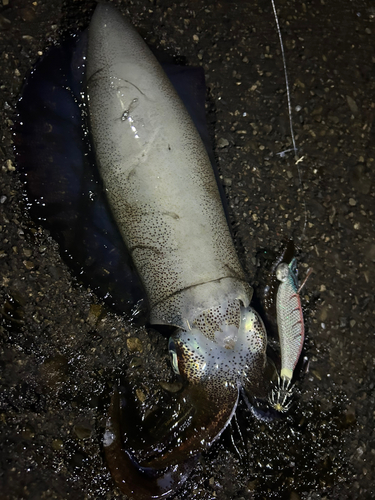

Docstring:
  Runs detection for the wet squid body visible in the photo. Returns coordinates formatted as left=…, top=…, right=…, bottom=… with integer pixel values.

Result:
left=85, top=3, right=269, bottom=497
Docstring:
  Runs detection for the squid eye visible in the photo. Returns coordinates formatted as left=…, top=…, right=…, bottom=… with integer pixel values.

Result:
left=168, top=338, right=180, bottom=375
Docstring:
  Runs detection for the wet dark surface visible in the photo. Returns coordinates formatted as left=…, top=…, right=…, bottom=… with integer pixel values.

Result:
left=1, top=0, right=374, bottom=498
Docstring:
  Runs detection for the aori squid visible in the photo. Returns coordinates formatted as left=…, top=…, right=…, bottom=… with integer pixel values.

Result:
left=14, top=2, right=308, bottom=498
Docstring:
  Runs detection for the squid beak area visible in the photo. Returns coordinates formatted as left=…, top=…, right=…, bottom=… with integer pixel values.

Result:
left=104, top=390, right=197, bottom=499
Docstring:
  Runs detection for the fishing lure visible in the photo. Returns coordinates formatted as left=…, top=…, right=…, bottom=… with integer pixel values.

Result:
left=269, top=258, right=312, bottom=411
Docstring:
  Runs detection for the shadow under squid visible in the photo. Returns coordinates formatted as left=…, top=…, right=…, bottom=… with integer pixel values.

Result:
left=13, top=3, right=303, bottom=498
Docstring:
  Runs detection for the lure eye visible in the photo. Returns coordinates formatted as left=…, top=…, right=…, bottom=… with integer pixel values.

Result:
left=276, top=263, right=289, bottom=282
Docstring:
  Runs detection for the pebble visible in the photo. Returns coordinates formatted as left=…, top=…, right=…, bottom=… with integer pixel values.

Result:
left=127, top=336, right=143, bottom=353
left=87, top=303, right=105, bottom=325
left=346, top=95, right=359, bottom=115
left=0, top=14, right=11, bottom=30
left=289, top=492, right=301, bottom=500
left=339, top=317, right=348, bottom=328
left=366, top=243, right=375, bottom=262
left=23, top=260, right=35, bottom=270
left=222, top=177, right=232, bottom=187
left=159, top=380, right=183, bottom=393
left=73, top=424, right=92, bottom=440
left=52, top=439, right=64, bottom=451
left=39, top=355, right=68, bottom=389
left=135, top=388, right=146, bottom=402
left=129, top=356, right=142, bottom=368
left=5, top=159, right=14, bottom=171
left=20, top=7, right=36, bottom=22
left=344, top=407, right=356, bottom=426
left=349, top=197, right=357, bottom=206
left=217, top=137, right=229, bottom=148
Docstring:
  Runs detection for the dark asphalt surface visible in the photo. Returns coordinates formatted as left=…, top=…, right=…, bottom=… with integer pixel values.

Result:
left=0, top=0, right=374, bottom=498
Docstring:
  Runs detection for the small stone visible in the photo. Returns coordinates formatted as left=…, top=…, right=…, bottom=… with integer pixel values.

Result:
left=0, top=14, right=11, bottom=30
left=52, top=439, right=64, bottom=451
left=6, top=159, right=15, bottom=171
left=87, top=303, right=105, bottom=325
left=328, top=114, right=340, bottom=124
left=20, top=7, right=36, bottom=22
left=344, top=406, right=356, bottom=426
left=311, top=105, right=323, bottom=116
left=247, top=480, right=257, bottom=491
left=346, top=95, right=359, bottom=115
left=350, top=319, right=356, bottom=328
left=23, top=260, right=35, bottom=270
left=349, top=197, right=357, bottom=206
left=217, top=137, right=229, bottom=148
left=73, top=425, right=92, bottom=440
left=23, top=248, right=32, bottom=258
left=159, top=380, right=183, bottom=393
left=135, top=388, right=146, bottom=402
left=366, top=243, right=375, bottom=262
left=127, top=337, right=143, bottom=353
left=39, top=355, right=68, bottom=389
left=290, top=492, right=301, bottom=500
left=193, top=34, right=199, bottom=42
left=312, top=370, right=322, bottom=380
left=0, top=195, right=6, bottom=204
left=222, top=177, right=232, bottom=187
left=295, top=78, right=305, bottom=89
left=339, top=317, right=348, bottom=328
left=21, top=426, right=35, bottom=440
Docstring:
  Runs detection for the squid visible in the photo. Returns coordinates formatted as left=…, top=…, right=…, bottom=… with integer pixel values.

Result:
left=85, top=3, right=267, bottom=491
left=13, top=3, right=307, bottom=498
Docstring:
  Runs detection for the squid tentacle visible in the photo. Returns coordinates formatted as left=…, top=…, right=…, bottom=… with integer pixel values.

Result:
left=104, top=390, right=197, bottom=499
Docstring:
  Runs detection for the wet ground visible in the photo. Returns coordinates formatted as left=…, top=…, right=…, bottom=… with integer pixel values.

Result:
left=1, top=0, right=374, bottom=498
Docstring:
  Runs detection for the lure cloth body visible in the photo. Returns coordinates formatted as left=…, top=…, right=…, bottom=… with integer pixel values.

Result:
left=276, top=259, right=305, bottom=383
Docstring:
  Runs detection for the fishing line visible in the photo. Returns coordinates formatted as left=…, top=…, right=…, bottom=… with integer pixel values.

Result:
left=270, top=0, right=308, bottom=237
